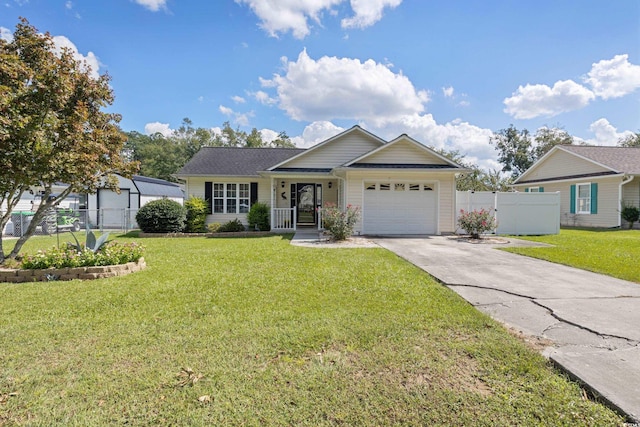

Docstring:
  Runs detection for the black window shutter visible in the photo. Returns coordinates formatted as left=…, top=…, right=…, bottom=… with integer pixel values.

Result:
left=204, top=182, right=213, bottom=214
left=250, top=182, right=258, bottom=206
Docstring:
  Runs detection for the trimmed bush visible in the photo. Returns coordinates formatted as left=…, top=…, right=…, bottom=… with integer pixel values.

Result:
left=136, top=199, right=187, bottom=233
left=217, top=219, right=245, bottom=233
left=320, top=203, right=360, bottom=241
left=184, top=197, right=208, bottom=233
left=247, top=202, right=271, bottom=231
left=457, top=209, right=497, bottom=239
left=620, top=202, right=639, bottom=229
left=207, top=223, right=221, bottom=233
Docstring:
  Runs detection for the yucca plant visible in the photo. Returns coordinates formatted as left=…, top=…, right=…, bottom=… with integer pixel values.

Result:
left=68, top=229, right=111, bottom=253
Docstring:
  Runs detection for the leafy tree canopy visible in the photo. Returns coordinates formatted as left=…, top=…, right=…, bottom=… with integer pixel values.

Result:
left=618, top=131, right=640, bottom=147
left=123, top=120, right=296, bottom=182
left=0, top=18, right=137, bottom=262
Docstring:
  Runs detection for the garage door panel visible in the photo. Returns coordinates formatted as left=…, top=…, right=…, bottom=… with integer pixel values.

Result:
left=363, top=185, right=437, bottom=235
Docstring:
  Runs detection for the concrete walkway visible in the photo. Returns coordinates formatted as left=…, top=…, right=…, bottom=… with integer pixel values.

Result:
left=372, top=235, right=640, bottom=422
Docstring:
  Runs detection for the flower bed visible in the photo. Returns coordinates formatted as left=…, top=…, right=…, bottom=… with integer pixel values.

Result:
left=0, top=257, right=146, bottom=283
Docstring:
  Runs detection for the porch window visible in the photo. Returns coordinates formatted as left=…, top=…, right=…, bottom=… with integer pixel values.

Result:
left=394, top=183, right=405, bottom=191
left=365, top=182, right=376, bottom=190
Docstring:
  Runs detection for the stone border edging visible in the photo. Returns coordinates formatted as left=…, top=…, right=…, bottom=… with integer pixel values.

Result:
left=0, top=257, right=146, bottom=283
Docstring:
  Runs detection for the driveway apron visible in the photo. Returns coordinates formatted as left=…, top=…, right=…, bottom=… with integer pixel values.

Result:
left=373, top=235, right=640, bottom=422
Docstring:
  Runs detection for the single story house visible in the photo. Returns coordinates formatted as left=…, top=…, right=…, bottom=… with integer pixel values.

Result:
left=176, top=125, right=469, bottom=235
left=511, top=145, right=640, bottom=228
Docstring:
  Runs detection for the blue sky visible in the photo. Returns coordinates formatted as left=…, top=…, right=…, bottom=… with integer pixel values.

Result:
left=2, top=0, right=639, bottom=169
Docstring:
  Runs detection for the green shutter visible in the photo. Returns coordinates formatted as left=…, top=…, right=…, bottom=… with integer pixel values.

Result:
left=539, top=186, right=544, bottom=192
left=590, top=183, right=598, bottom=214
left=204, top=182, right=213, bottom=214
left=570, top=185, right=576, bottom=214
left=525, top=188, right=529, bottom=193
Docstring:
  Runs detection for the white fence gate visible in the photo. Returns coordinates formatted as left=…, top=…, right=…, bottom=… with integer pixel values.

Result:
left=456, top=191, right=561, bottom=235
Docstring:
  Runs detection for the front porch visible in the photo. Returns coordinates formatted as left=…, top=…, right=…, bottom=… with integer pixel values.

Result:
left=269, top=177, right=340, bottom=231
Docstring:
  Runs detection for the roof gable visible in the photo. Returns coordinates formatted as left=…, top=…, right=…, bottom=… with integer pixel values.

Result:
left=176, top=147, right=305, bottom=177
left=269, top=125, right=385, bottom=170
left=515, top=145, right=640, bottom=184
left=345, top=134, right=464, bottom=169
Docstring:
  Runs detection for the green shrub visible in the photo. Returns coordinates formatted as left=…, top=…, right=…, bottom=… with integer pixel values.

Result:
left=217, top=219, right=245, bottom=233
left=320, top=203, right=360, bottom=241
left=136, top=199, right=186, bottom=233
left=620, top=202, right=639, bottom=229
left=207, top=223, right=221, bottom=233
left=21, top=241, right=145, bottom=269
left=457, top=209, right=497, bottom=239
left=247, top=202, right=271, bottom=231
left=184, top=197, right=208, bottom=233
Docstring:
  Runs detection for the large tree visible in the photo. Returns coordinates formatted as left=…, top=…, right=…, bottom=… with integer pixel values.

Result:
left=490, top=125, right=534, bottom=178
left=0, top=19, right=136, bottom=262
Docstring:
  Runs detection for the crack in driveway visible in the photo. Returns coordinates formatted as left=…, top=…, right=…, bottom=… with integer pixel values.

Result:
left=447, top=283, right=640, bottom=346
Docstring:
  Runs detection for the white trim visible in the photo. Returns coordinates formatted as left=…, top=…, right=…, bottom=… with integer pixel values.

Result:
left=576, top=182, right=591, bottom=215
left=618, top=175, right=635, bottom=227
left=512, top=173, right=624, bottom=187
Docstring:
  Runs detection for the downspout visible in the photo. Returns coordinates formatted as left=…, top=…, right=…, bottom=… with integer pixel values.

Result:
left=618, top=175, right=634, bottom=227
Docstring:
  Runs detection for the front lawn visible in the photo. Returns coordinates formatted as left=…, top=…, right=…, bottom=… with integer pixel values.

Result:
left=0, top=235, right=623, bottom=425
left=503, top=229, right=639, bottom=283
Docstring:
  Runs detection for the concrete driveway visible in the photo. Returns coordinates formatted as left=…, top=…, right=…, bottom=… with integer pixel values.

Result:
left=373, top=235, right=640, bottom=422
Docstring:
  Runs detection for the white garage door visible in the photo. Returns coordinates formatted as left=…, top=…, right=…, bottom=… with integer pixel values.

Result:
left=363, top=182, right=437, bottom=235
left=99, top=189, right=130, bottom=228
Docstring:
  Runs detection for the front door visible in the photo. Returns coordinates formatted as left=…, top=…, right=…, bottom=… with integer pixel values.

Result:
left=296, top=183, right=316, bottom=224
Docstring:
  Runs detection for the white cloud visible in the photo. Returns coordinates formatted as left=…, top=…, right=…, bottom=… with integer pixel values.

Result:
left=259, top=128, right=279, bottom=143
left=253, top=90, right=277, bottom=105
left=341, top=0, right=402, bottom=29
left=504, top=54, right=640, bottom=119
left=133, top=0, right=167, bottom=12
left=292, top=121, right=346, bottom=148
left=219, top=105, right=252, bottom=126
left=65, top=1, right=72, bottom=9
left=236, top=0, right=402, bottom=39
left=442, top=86, right=454, bottom=98
left=0, top=26, right=13, bottom=42
left=261, top=49, right=429, bottom=123
left=144, top=122, right=173, bottom=137
left=584, top=54, right=640, bottom=100
left=503, top=80, right=595, bottom=120
left=231, top=95, right=246, bottom=104
left=578, top=118, right=635, bottom=146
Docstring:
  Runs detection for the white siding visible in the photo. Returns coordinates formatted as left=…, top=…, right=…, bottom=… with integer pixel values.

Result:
left=282, top=134, right=381, bottom=168
left=185, top=177, right=271, bottom=226
left=523, top=149, right=610, bottom=182
left=360, top=140, right=449, bottom=165
left=622, top=177, right=640, bottom=229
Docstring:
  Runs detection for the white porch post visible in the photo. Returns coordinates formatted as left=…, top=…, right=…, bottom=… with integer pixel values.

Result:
left=270, top=177, right=275, bottom=230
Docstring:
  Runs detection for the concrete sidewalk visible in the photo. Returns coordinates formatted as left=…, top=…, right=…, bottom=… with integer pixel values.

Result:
left=373, top=235, right=640, bottom=422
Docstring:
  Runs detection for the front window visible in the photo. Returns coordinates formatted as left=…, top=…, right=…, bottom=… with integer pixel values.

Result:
left=213, top=183, right=250, bottom=214
left=528, top=187, right=540, bottom=193
left=577, top=183, right=591, bottom=214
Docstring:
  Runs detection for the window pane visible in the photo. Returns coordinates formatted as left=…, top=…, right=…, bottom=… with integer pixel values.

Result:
left=380, top=183, right=390, bottom=190
left=365, top=182, right=376, bottom=190
left=394, top=183, right=405, bottom=191
left=239, top=199, right=249, bottom=213
left=239, top=183, right=249, bottom=198
left=409, top=184, right=419, bottom=191
left=227, top=183, right=237, bottom=198
left=214, top=183, right=224, bottom=197
left=578, top=185, right=590, bottom=198
left=227, top=199, right=237, bottom=213
left=213, top=199, right=224, bottom=213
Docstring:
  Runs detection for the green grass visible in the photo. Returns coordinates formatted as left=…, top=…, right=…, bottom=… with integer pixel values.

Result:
left=503, top=229, right=640, bottom=283
left=0, top=234, right=624, bottom=425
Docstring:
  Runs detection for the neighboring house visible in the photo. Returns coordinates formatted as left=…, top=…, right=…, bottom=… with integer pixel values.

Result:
left=512, top=145, right=640, bottom=228
left=176, top=125, right=469, bottom=235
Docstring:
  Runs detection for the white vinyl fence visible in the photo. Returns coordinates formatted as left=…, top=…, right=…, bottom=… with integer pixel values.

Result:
left=456, top=191, right=561, bottom=235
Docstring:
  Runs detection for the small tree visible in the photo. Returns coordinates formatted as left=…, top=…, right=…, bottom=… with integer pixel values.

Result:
left=0, top=19, right=137, bottom=263
left=457, top=209, right=497, bottom=239
left=320, top=203, right=360, bottom=241
left=620, top=202, right=640, bottom=229
left=184, top=196, right=208, bottom=233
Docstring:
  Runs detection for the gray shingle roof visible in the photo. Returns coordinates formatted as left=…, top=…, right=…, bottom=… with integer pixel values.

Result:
left=132, top=175, right=184, bottom=198
left=561, top=146, right=640, bottom=175
left=176, top=147, right=306, bottom=176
